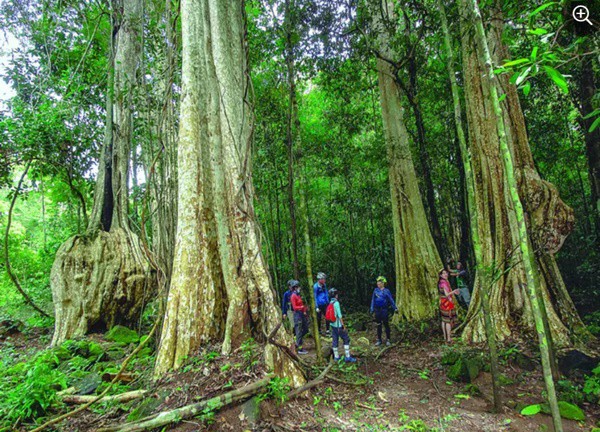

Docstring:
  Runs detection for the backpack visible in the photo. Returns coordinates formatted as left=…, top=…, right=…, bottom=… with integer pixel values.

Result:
left=325, top=302, right=336, bottom=322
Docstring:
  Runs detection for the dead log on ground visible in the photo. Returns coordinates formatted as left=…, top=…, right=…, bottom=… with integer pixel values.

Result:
left=62, top=390, right=147, bottom=404
left=97, top=375, right=273, bottom=432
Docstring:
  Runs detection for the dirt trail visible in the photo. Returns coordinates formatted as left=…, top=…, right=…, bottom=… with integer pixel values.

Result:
left=200, top=327, right=599, bottom=432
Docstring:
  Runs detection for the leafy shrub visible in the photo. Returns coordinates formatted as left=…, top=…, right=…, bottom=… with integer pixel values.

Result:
left=240, top=337, right=259, bottom=370
left=557, top=379, right=585, bottom=405
left=584, top=311, right=600, bottom=336
left=0, top=352, right=67, bottom=427
left=258, top=376, right=290, bottom=406
left=583, top=365, right=600, bottom=402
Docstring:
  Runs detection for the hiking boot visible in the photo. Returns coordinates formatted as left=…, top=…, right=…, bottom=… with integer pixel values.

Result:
left=333, top=356, right=341, bottom=362
left=375, top=340, right=382, bottom=346
left=297, top=349, right=308, bottom=355
left=325, top=330, right=331, bottom=336
left=344, top=356, right=357, bottom=363
left=386, top=340, right=391, bottom=346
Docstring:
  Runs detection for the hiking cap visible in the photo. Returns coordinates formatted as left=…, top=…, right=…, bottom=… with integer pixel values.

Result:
left=328, top=288, right=338, bottom=297
left=317, top=272, right=327, bottom=279
left=287, top=279, right=300, bottom=288
left=376, top=276, right=387, bottom=284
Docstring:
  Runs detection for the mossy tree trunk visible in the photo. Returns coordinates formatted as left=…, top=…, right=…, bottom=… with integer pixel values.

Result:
left=439, top=0, right=502, bottom=411
left=371, top=1, right=442, bottom=321
left=457, top=0, right=587, bottom=349
left=51, top=0, right=153, bottom=346
left=154, top=0, right=304, bottom=386
left=467, top=0, right=563, bottom=428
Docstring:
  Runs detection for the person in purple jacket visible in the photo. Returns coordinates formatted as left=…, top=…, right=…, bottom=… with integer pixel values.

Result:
left=370, top=276, right=398, bottom=346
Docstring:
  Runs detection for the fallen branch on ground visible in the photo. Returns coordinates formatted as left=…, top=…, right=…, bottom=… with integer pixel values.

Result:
left=286, top=362, right=334, bottom=400
left=374, top=342, right=398, bottom=361
left=97, top=375, right=273, bottom=432
left=326, top=375, right=369, bottom=386
left=62, top=390, right=148, bottom=404
left=355, top=401, right=382, bottom=411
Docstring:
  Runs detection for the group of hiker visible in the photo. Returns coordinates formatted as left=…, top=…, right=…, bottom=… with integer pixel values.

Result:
left=281, top=273, right=397, bottom=362
left=281, top=262, right=471, bottom=359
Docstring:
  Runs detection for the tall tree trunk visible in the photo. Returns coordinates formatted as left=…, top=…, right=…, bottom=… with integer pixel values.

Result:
left=51, top=0, right=152, bottom=346
left=399, top=44, right=445, bottom=258
left=438, top=0, right=501, bottom=411
left=372, top=1, right=442, bottom=321
left=467, top=0, right=563, bottom=428
left=154, top=0, right=304, bottom=386
left=299, top=171, right=322, bottom=362
left=149, top=0, right=179, bottom=286
left=458, top=0, right=587, bottom=349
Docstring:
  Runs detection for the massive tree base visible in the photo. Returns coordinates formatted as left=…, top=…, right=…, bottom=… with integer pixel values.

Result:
left=51, top=228, right=153, bottom=346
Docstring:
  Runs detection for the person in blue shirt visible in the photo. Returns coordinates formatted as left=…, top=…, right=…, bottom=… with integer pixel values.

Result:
left=370, top=276, right=398, bottom=346
left=281, top=280, right=295, bottom=335
left=328, top=288, right=356, bottom=362
left=313, top=272, right=330, bottom=336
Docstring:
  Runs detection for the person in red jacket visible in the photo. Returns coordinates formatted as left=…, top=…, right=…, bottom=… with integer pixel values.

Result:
left=289, top=280, right=309, bottom=354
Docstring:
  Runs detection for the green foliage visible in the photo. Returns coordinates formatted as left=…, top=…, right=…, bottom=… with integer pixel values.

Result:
left=258, top=377, right=291, bottom=406
left=241, top=337, right=260, bottom=370
left=557, top=379, right=585, bottom=405
left=521, top=404, right=542, bottom=416
left=583, top=365, right=600, bottom=402
left=444, top=348, right=485, bottom=383
left=523, top=400, right=586, bottom=420
left=105, top=325, right=140, bottom=345
left=584, top=311, right=600, bottom=336
left=0, top=348, right=67, bottom=427
left=548, top=401, right=586, bottom=421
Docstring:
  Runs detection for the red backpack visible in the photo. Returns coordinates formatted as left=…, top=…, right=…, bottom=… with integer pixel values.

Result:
left=325, top=302, right=336, bottom=322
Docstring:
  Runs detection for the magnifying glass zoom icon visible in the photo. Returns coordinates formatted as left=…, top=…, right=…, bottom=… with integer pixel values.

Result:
left=572, top=5, right=593, bottom=26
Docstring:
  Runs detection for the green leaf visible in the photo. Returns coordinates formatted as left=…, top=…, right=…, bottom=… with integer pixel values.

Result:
left=543, top=66, right=568, bottom=94
left=498, top=93, right=507, bottom=103
left=589, top=116, right=600, bottom=133
left=502, top=58, right=530, bottom=68
left=528, top=28, right=548, bottom=35
left=516, top=67, right=531, bottom=86
left=529, top=2, right=558, bottom=18
left=454, top=393, right=470, bottom=399
left=583, top=108, right=600, bottom=120
left=521, top=404, right=541, bottom=416
left=530, top=46, right=539, bottom=62
left=522, top=82, right=531, bottom=96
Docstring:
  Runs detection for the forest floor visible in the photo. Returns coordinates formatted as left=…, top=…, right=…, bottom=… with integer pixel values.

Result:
left=2, top=315, right=600, bottom=432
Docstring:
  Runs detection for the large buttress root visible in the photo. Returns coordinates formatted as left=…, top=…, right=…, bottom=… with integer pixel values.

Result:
left=51, top=229, right=152, bottom=346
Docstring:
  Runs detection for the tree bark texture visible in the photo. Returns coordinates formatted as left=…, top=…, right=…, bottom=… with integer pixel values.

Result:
left=458, top=0, right=587, bottom=347
left=438, top=0, right=501, bottom=410
left=154, top=0, right=304, bottom=386
left=372, top=1, right=442, bottom=321
left=467, top=0, right=564, bottom=428
left=377, top=57, right=442, bottom=321
left=51, top=0, right=153, bottom=346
